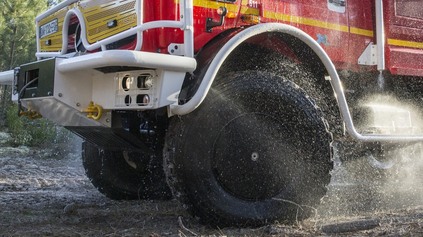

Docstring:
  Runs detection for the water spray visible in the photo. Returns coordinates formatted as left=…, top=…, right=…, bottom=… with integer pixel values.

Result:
left=377, top=72, right=385, bottom=91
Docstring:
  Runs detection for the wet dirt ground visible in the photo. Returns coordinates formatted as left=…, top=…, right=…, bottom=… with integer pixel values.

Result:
left=1, top=134, right=423, bottom=236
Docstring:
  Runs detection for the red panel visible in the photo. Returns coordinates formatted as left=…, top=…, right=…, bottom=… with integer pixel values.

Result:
left=139, top=0, right=422, bottom=78
left=260, top=0, right=350, bottom=66
left=385, top=0, right=423, bottom=76
left=388, top=47, right=423, bottom=77
left=394, top=0, right=423, bottom=29
left=142, top=0, right=241, bottom=54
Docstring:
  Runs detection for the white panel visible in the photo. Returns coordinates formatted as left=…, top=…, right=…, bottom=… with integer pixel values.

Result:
left=156, top=70, right=185, bottom=108
left=92, top=72, right=116, bottom=109
left=53, top=58, right=95, bottom=111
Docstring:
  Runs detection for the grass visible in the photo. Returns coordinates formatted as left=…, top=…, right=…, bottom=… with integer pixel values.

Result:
left=5, top=104, right=70, bottom=147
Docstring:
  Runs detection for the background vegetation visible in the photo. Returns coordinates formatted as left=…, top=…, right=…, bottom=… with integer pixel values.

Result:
left=0, top=0, right=66, bottom=147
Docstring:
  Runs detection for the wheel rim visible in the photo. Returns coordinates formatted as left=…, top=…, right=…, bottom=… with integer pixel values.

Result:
left=212, top=112, right=300, bottom=201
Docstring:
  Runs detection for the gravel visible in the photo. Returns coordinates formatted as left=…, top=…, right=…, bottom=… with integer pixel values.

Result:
left=1, top=137, right=423, bottom=236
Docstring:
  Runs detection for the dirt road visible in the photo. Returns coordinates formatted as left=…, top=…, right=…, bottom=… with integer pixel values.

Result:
left=1, top=136, right=423, bottom=236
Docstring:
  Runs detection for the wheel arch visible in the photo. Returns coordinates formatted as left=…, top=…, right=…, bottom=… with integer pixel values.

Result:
left=171, top=23, right=348, bottom=135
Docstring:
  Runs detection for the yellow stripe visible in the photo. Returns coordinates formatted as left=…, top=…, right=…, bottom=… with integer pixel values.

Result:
left=388, top=39, right=423, bottom=49
left=175, top=0, right=239, bottom=12
left=263, top=11, right=348, bottom=33
left=350, top=27, right=374, bottom=37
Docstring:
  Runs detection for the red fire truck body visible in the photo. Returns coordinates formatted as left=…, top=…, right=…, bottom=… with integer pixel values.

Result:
left=0, top=0, right=423, bottom=227
left=35, top=0, right=423, bottom=76
left=94, top=0, right=423, bottom=76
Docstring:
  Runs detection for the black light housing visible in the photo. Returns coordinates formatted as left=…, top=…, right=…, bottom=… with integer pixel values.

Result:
left=107, top=19, right=118, bottom=28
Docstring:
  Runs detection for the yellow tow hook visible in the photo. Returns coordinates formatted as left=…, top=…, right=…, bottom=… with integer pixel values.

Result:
left=83, top=101, right=103, bottom=120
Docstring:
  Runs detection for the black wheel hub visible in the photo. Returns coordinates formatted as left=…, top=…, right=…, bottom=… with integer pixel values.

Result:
left=212, top=113, right=299, bottom=201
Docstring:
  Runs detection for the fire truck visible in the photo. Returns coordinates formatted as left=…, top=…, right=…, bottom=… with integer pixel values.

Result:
left=1, top=0, right=423, bottom=227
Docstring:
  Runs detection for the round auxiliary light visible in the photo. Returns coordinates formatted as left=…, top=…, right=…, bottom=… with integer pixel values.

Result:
left=144, top=77, right=153, bottom=89
left=137, top=74, right=153, bottom=89
left=122, top=75, right=132, bottom=91
left=143, top=95, right=150, bottom=105
left=124, top=95, right=131, bottom=106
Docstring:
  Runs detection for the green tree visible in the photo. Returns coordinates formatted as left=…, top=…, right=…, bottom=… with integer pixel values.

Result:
left=0, top=0, right=48, bottom=122
left=0, top=0, right=48, bottom=71
left=0, top=0, right=65, bottom=147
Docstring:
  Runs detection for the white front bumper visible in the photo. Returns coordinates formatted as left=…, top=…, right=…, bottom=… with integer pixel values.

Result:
left=0, top=70, right=13, bottom=85
left=15, top=50, right=196, bottom=127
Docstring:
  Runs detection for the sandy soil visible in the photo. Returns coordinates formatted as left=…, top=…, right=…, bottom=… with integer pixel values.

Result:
left=1, top=133, right=423, bottom=236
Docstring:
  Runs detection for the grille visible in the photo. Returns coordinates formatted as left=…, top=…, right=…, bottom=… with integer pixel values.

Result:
left=37, top=0, right=137, bottom=53
left=81, top=0, right=137, bottom=44
left=38, top=6, right=69, bottom=52
left=68, top=126, right=148, bottom=150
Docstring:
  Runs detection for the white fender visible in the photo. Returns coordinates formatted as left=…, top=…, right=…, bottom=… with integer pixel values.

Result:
left=170, top=23, right=423, bottom=142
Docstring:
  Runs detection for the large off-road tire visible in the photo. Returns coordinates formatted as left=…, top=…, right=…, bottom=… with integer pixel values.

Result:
left=164, top=71, right=333, bottom=227
left=82, top=142, right=171, bottom=200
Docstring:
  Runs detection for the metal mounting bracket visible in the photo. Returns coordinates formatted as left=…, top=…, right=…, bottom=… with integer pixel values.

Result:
left=358, top=42, right=377, bottom=66
left=206, top=7, right=227, bottom=32
left=168, top=43, right=185, bottom=56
